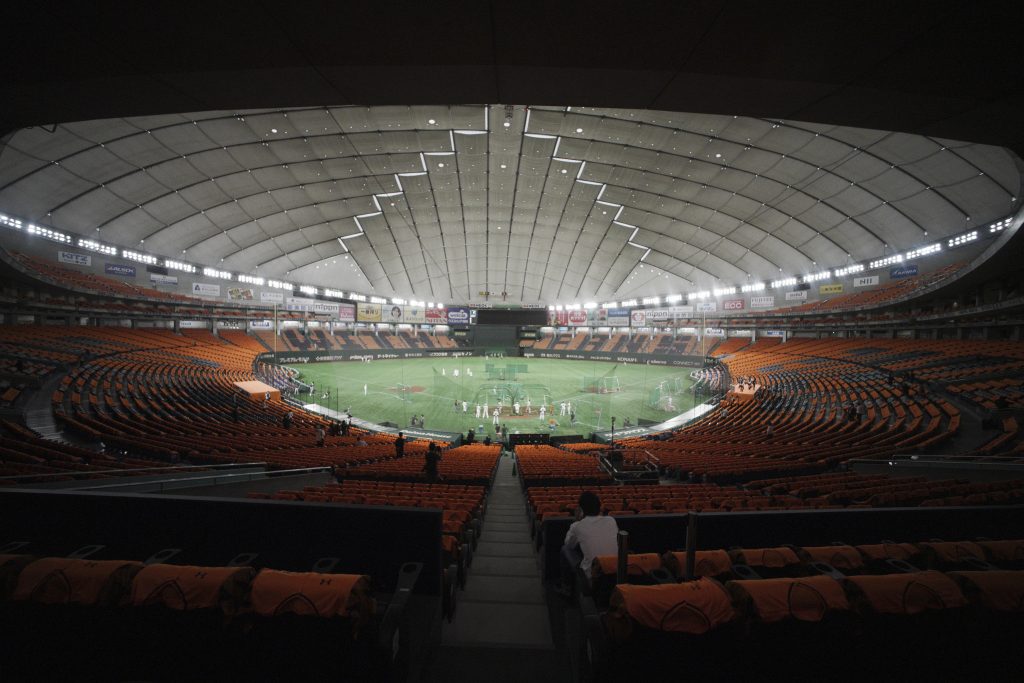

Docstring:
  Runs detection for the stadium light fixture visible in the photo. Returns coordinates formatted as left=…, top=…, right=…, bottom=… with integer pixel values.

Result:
left=948, top=231, right=978, bottom=247
left=78, top=239, right=117, bottom=256
left=123, top=250, right=158, bottom=265
left=905, top=243, right=941, bottom=260
left=202, top=267, right=232, bottom=280
left=583, top=302, right=598, bottom=309
left=299, top=285, right=317, bottom=296
left=833, top=264, right=864, bottom=277
left=642, top=296, right=660, bottom=305
left=164, top=259, right=196, bottom=274
left=869, top=255, right=903, bottom=269
left=238, top=274, right=265, bottom=285
left=620, top=299, right=637, bottom=307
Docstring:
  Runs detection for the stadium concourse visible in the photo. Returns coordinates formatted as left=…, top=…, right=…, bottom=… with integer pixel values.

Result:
left=2, top=3, right=1024, bottom=681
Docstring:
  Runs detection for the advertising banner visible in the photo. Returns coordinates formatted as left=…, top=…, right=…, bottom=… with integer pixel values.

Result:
left=547, top=310, right=568, bottom=327
left=425, top=307, right=447, bottom=324
left=261, top=291, right=284, bottom=304
left=311, top=302, right=340, bottom=316
left=192, top=282, right=221, bottom=297
left=381, top=304, right=403, bottom=323
left=446, top=306, right=471, bottom=325
left=104, top=263, right=136, bottom=277
left=890, top=264, right=919, bottom=279
left=704, top=328, right=725, bottom=336
left=567, top=310, right=589, bottom=326
left=357, top=303, right=382, bottom=322
left=227, top=287, right=255, bottom=300
left=402, top=306, right=426, bottom=324
left=853, top=275, right=880, bottom=288
left=629, top=310, right=646, bottom=327
left=602, top=308, right=631, bottom=326
left=179, top=320, right=206, bottom=329
left=785, top=290, right=808, bottom=301
left=338, top=303, right=356, bottom=322
left=58, top=251, right=91, bottom=267
left=819, top=284, right=844, bottom=295
left=750, top=296, right=776, bottom=309
left=644, top=305, right=695, bottom=323
left=696, top=302, right=717, bottom=313
left=723, top=299, right=745, bottom=311
left=249, top=320, right=274, bottom=329
left=762, top=330, right=785, bottom=337
left=150, top=273, right=178, bottom=286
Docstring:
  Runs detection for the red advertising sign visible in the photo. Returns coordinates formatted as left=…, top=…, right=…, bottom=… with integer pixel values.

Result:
left=425, top=307, right=447, bottom=324
left=568, top=310, right=588, bottom=325
left=723, top=299, right=745, bottom=310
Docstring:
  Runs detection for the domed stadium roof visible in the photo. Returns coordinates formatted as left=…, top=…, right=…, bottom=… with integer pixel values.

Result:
left=1, top=106, right=1019, bottom=304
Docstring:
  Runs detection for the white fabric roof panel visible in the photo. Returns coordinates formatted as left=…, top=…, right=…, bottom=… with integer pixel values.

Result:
left=0, top=104, right=1019, bottom=303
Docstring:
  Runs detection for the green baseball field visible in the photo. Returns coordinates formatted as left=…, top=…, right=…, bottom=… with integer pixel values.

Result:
left=291, top=357, right=698, bottom=437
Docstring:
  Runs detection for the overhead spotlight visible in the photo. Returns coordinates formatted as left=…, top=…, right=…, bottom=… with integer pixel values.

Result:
left=428, top=119, right=436, bottom=125
left=503, top=121, right=511, bottom=128
left=575, top=128, right=583, bottom=133
left=270, top=128, right=277, bottom=133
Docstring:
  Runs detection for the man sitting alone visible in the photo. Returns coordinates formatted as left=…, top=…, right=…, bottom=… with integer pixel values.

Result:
left=558, top=491, right=618, bottom=596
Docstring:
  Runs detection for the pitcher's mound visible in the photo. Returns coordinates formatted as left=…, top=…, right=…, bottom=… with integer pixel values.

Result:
left=391, top=385, right=426, bottom=393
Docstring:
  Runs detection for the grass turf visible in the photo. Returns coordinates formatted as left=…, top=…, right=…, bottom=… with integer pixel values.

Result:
left=291, top=357, right=697, bottom=437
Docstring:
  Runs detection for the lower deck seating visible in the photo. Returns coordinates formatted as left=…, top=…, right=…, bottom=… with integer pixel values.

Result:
left=0, top=552, right=417, bottom=681
left=343, top=444, right=502, bottom=485
left=578, top=537, right=1024, bottom=682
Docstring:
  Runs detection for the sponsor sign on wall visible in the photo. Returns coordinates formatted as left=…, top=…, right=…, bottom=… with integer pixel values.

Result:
left=383, top=304, right=405, bottom=323
left=704, top=328, right=725, bottom=336
left=261, top=291, right=284, bottom=304
left=890, top=264, right=919, bottom=279
left=785, top=290, right=808, bottom=301
left=696, top=302, right=717, bottom=313
left=104, top=263, right=136, bottom=277
left=819, top=284, right=844, bottom=294
left=191, top=282, right=221, bottom=297
left=750, top=295, right=776, bottom=309
left=446, top=306, right=471, bottom=325
left=567, top=310, right=589, bottom=326
left=644, top=306, right=695, bottom=323
left=58, top=251, right=91, bottom=267
left=853, top=275, right=880, bottom=288
left=227, top=287, right=254, bottom=300
left=338, top=304, right=356, bottom=322
left=402, top=306, right=426, bottom=324
left=723, top=299, right=745, bottom=311
left=548, top=310, right=569, bottom=327
left=249, top=320, right=274, bottom=329
left=762, top=330, right=785, bottom=337
left=629, top=310, right=646, bottom=327
left=425, top=307, right=447, bottom=324
left=602, top=307, right=631, bottom=326
left=179, top=320, right=207, bottom=328
left=150, top=273, right=178, bottom=286
left=357, top=303, right=382, bottom=322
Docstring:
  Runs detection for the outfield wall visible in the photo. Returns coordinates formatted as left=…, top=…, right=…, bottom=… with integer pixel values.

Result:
left=260, top=349, right=480, bottom=364
left=521, top=350, right=704, bottom=366
left=262, top=348, right=704, bottom=366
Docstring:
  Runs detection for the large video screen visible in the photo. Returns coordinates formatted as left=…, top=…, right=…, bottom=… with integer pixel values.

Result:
left=475, top=308, right=548, bottom=326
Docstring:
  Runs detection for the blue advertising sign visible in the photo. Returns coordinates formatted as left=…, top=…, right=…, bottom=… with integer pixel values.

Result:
left=446, top=306, right=471, bottom=325
left=104, top=263, right=137, bottom=277
left=889, top=264, right=919, bottom=279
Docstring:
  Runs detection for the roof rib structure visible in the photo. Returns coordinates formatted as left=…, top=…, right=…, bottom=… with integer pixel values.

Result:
left=0, top=105, right=1019, bottom=304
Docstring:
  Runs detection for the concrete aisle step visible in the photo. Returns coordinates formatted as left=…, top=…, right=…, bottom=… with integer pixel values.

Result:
left=439, top=452, right=554, bottom=651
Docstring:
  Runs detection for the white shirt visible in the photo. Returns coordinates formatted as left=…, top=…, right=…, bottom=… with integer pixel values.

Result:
left=564, top=515, right=619, bottom=577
